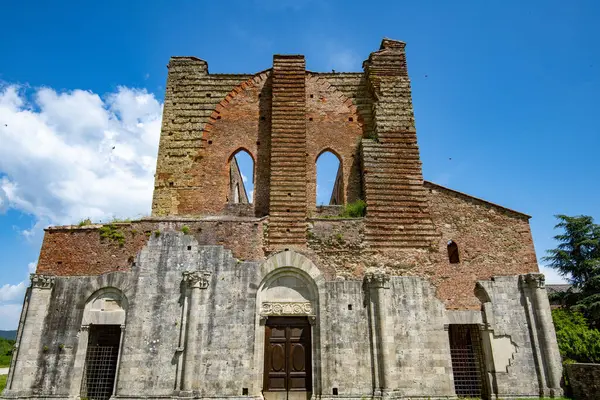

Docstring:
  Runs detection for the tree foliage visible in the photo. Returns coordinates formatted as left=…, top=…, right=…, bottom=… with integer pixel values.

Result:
left=552, top=308, right=600, bottom=363
left=0, top=337, right=15, bottom=367
left=544, top=214, right=600, bottom=328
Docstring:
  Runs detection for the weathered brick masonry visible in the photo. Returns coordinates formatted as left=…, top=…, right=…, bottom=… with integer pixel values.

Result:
left=5, top=39, right=564, bottom=400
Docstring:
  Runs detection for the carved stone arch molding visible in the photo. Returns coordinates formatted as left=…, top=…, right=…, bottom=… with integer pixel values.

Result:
left=76, top=271, right=134, bottom=311
left=69, top=273, right=133, bottom=397
left=252, top=250, right=326, bottom=397
left=82, top=286, right=128, bottom=326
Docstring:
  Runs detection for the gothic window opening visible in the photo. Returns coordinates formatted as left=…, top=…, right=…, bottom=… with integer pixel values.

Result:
left=81, top=325, right=122, bottom=400
left=448, top=240, right=460, bottom=264
left=316, top=151, right=343, bottom=205
left=229, top=149, right=254, bottom=204
left=448, top=324, right=487, bottom=398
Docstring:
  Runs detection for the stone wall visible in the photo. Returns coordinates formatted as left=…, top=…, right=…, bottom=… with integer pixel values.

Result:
left=567, top=363, right=600, bottom=400
left=5, top=238, right=560, bottom=399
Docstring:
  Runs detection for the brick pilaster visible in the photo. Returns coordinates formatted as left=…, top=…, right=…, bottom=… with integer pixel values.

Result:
left=268, top=55, right=308, bottom=248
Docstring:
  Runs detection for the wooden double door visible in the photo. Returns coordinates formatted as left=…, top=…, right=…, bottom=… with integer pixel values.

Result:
left=263, top=317, right=312, bottom=398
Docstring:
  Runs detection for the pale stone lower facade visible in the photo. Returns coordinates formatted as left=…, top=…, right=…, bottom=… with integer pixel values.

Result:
left=4, top=235, right=562, bottom=400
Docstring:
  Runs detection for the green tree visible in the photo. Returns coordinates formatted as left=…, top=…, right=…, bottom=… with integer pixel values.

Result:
left=544, top=215, right=600, bottom=328
left=552, top=308, right=600, bottom=363
left=0, top=337, right=14, bottom=367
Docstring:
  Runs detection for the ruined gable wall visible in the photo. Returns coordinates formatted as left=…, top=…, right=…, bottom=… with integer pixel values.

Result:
left=426, top=182, right=538, bottom=309
left=151, top=56, right=252, bottom=216
left=179, top=73, right=270, bottom=216
left=306, top=183, right=538, bottom=310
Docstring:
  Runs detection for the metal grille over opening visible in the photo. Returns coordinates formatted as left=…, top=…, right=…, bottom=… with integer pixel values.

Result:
left=448, top=324, right=486, bottom=398
left=81, top=325, right=121, bottom=400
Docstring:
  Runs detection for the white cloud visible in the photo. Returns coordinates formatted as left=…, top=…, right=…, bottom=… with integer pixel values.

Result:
left=248, top=190, right=253, bottom=202
left=328, top=49, right=360, bottom=72
left=0, top=277, right=28, bottom=330
left=0, top=83, right=162, bottom=329
left=241, top=172, right=248, bottom=183
left=0, top=281, right=27, bottom=302
left=28, top=261, right=37, bottom=274
left=0, top=84, right=162, bottom=229
left=0, top=259, right=36, bottom=329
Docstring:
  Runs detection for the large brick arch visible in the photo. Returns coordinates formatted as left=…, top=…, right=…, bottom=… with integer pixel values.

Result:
left=185, top=72, right=271, bottom=216
left=305, top=75, right=364, bottom=212
left=177, top=72, right=363, bottom=216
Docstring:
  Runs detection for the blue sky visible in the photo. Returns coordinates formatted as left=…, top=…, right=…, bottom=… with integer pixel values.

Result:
left=1, top=0, right=599, bottom=329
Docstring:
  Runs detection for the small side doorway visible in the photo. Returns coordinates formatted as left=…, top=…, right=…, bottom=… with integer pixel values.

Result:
left=263, top=317, right=312, bottom=400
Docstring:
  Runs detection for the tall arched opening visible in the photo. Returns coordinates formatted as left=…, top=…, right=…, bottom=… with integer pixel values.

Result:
left=229, top=149, right=255, bottom=204
left=316, top=150, right=343, bottom=206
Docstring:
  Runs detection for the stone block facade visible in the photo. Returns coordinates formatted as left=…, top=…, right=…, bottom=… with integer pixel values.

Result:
left=4, top=39, right=563, bottom=400
left=566, top=363, right=600, bottom=400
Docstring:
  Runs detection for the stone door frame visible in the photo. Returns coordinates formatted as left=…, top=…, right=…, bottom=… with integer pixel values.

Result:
left=252, top=251, right=326, bottom=399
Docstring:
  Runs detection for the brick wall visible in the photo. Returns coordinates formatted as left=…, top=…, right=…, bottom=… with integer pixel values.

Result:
left=152, top=56, right=252, bottom=216
left=425, top=182, right=537, bottom=309
left=361, top=39, right=437, bottom=249
left=305, top=75, right=364, bottom=213
left=37, top=218, right=266, bottom=276
left=304, top=182, right=537, bottom=309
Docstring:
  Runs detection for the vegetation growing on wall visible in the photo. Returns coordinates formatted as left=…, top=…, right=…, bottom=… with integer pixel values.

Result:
left=341, top=200, right=366, bottom=218
left=99, top=224, right=126, bottom=246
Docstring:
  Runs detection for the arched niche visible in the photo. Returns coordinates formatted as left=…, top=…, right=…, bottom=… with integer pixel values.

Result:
left=258, top=268, right=318, bottom=318
left=82, top=287, right=128, bottom=326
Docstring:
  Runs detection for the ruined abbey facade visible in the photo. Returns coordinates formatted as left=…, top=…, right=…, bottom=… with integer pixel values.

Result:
left=4, top=39, right=563, bottom=400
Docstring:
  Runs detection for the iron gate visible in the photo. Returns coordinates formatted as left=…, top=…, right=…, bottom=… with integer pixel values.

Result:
left=80, top=325, right=121, bottom=400
left=449, top=324, right=487, bottom=398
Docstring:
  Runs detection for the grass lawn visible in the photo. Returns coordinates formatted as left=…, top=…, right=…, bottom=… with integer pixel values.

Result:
left=0, top=374, right=7, bottom=394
